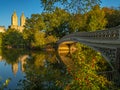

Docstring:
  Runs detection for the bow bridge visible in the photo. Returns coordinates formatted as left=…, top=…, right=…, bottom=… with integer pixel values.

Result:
left=57, top=25, right=120, bottom=72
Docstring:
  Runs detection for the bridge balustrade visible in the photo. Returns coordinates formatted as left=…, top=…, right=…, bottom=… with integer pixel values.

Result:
left=57, top=26, right=120, bottom=88
left=84, top=29, right=119, bottom=40
left=61, top=29, right=119, bottom=41
left=99, top=70, right=120, bottom=82
left=95, top=47, right=116, bottom=63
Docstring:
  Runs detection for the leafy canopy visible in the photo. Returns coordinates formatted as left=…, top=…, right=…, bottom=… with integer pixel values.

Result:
left=41, top=0, right=101, bottom=13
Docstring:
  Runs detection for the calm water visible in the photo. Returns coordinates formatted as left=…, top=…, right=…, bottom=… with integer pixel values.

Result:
left=0, top=48, right=71, bottom=90
left=0, top=48, right=120, bottom=89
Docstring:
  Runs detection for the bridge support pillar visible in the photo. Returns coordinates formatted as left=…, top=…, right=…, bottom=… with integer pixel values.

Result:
left=67, top=43, right=77, bottom=54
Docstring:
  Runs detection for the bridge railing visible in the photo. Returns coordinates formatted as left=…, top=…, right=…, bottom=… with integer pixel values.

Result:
left=98, top=70, right=120, bottom=88
left=61, top=26, right=120, bottom=40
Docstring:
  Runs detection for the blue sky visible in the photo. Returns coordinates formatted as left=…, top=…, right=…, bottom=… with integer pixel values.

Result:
left=101, top=0, right=120, bottom=7
left=0, top=0, right=43, bottom=28
left=0, top=0, right=120, bottom=28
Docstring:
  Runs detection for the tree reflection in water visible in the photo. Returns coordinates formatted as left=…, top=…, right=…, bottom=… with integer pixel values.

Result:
left=0, top=45, right=118, bottom=90
left=0, top=48, right=72, bottom=89
left=1, top=48, right=29, bottom=76
left=0, top=46, right=115, bottom=90
left=15, top=51, right=71, bottom=90
left=0, top=48, right=29, bottom=89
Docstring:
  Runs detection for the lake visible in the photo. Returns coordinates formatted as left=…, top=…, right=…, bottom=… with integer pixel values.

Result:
left=0, top=48, right=71, bottom=90
left=0, top=48, right=120, bottom=90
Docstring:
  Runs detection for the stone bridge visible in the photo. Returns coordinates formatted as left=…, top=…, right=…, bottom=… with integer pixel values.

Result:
left=57, top=25, right=120, bottom=71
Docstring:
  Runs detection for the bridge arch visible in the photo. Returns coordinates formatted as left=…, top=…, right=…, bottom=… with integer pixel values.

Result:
left=57, top=37, right=115, bottom=70
left=57, top=26, right=120, bottom=71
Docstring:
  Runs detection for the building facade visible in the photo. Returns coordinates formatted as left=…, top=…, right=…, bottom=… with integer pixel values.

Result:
left=9, top=11, right=26, bottom=32
left=0, top=26, right=5, bottom=33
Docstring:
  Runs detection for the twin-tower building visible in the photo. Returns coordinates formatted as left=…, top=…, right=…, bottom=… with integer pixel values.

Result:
left=9, top=11, right=26, bottom=32
left=0, top=11, right=26, bottom=33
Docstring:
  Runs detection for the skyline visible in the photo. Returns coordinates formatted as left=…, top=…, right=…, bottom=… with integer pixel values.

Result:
left=0, top=0, right=120, bottom=28
left=0, top=0, right=43, bottom=28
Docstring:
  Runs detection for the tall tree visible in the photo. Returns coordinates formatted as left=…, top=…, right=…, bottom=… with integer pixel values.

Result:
left=42, top=8, right=71, bottom=38
left=69, top=13, right=87, bottom=32
left=3, top=29, right=25, bottom=48
left=25, top=14, right=46, bottom=31
left=23, top=14, right=46, bottom=48
left=84, top=5, right=107, bottom=31
left=102, top=7, right=120, bottom=28
left=23, top=13, right=59, bottom=48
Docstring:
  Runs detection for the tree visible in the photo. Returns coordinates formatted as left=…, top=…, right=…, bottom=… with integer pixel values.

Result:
left=0, top=33, right=3, bottom=47
left=31, top=31, right=46, bottom=48
left=84, top=5, right=107, bottom=31
left=23, top=14, right=46, bottom=48
left=2, top=29, right=26, bottom=48
left=17, top=51, right=70, bottom=90
left=41, top=0, right=101, bottom=13
left=64, top=43, right=112, bottom=90
left=42, top=8, right=71, bottom=37
left=69, top=13, right=87, bottom=32
left=102, top=7, right=120, bottom=28
left=23, top=13, right=58, bottom=48
left=25, top=14, right=46, bottom=31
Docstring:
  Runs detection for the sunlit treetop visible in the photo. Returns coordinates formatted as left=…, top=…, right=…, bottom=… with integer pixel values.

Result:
left=40, top=0, right=101, bottom=13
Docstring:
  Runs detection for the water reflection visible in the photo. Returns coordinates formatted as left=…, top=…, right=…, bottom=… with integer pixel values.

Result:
left=0, top=47, right=120, bottom=89
left=17, top=51, right=70, bottom=90
left=0, top=48, right=29, bottom=90
left=0, top=48, right=28, bottom=75
left=0, top=48, right=70, bottom=90
left=57, top=50, right=75, bottom=72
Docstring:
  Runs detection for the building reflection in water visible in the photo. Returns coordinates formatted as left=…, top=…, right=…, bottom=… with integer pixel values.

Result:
left=0, top=54, right=29, bottom=76
left=19, top=55, right=28, bottom=72
left=0, top=48, right=73, bottom=76
left=12, top=55, right=28, bottom=75
left=0, top=55, right=3, bottom=61
left=12, top=62, right=18, bottom=75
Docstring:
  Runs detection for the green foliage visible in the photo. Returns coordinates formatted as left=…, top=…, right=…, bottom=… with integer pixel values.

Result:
left=69, top=14, right=86, bottom=32
left=31, top=31, right=45, bottom=48
left=40, top=1, right=104, bottom=36
left=24, top=6, right=107, bottom=40
left=65, top=44, right=111, bottom=90
left=45, top=35, right=58, bottom=48
left=42, top=6, right=107, bottom=36
left=102, top=7, right=120, bottom=28
left=23, top=13, right=58, bottom=48
left=85, top=5, right=107, bottom=31
left=41, top=0, right=101, bottom=13
left=0, top=33, right=3, bottom=47
left=66, top=5, right=107, bottom=32
left=17, top=51, right=70, bottom=90
left=1, top=48, right=28, bottom=64
left=43, top=8, right=71, bottom=37
left=25, top=14, right=46, bottom=31
left=2, top=29, right=26, bottom=48
left=0, top=78, right=11, bottom=90
left=23, top=8, right=70, bottom=48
